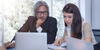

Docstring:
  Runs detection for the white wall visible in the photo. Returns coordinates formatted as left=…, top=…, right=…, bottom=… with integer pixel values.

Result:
left=92, top=0, right=100, bottom=30
left=80, top=0, right=85, bottom=20
left=80, top=0, right=100, bottom=30
left=80, top=0, right=92, bottom=24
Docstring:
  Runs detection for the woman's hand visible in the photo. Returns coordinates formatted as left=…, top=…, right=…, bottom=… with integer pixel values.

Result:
left=4, top=41, right=15, bottom=49
left=36, top=19, right=45, bottom=28
left=54, top=38, right=65, bottom=46
left=0, top=46, right=6, bottom=50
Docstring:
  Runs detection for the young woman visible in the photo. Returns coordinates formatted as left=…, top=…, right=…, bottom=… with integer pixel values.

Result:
left=54, top=3, right=97, bottom=50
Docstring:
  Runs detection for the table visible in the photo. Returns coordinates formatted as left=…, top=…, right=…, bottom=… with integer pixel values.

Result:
left=7, top=48, right=66, bottom=50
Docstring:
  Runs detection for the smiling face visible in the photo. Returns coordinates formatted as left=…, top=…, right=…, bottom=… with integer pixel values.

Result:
left=64, top=12, right=73, bottom=26
left=36, top=5, right=48, bottom=20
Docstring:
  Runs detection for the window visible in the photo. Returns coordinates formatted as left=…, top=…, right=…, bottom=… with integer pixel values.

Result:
left=1, top=0, right=80, bottom=42
left=43, top=0, right=80, bottom=37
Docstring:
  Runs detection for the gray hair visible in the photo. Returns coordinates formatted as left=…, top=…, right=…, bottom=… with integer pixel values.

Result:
left=34, top=1, right=49, bottom=17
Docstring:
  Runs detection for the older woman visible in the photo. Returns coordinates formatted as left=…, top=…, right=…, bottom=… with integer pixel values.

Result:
left=5, top=1, right=57, bottom=49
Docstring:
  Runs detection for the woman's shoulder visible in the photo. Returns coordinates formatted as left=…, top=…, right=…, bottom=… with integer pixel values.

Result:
left=82, top=20, right=91, bottom=26
left=47, top=17, right=57, bottom=22
left=82, top=20, right=92, bottom=31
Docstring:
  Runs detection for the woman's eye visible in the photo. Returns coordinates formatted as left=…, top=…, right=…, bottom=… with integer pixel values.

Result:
left=64, top=15, right=73, bottom=18
left=68, top=16, right=72, bottom=18
left=68, top=16, right=71, bottom=18
left=64, top=16, right=66, bottom=18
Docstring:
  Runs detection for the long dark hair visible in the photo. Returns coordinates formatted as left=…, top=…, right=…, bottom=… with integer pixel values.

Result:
left=63, top=3, right=82, bottom=39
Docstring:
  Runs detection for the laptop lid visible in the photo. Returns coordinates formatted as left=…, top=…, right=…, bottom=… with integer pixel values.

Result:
left=15, top=32, right=47, bottom=50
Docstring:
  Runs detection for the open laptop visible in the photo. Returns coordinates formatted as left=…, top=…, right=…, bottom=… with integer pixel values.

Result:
left=15, top=32, right=48, bottom=50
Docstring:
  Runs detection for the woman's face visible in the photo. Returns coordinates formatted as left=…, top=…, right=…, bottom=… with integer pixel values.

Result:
left=36, top=5, right=48, bottom=20
left=63, top=12, right=73, bottom=26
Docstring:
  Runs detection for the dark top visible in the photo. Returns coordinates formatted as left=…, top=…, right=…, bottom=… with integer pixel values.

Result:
left=16, top=16, right=57, bottom=44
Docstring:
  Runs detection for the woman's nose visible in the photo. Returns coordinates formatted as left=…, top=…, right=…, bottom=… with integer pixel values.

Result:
left=66, top=18, right=70, bottom=21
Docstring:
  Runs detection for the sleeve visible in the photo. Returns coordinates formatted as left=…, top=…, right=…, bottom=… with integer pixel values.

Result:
left=83, top=22, right=92, bottom=39
left=48, top=18, right=57, bottom=33
left=83, top=21, right=97, bottom=44
left=47, top=18, right=58, bottom=43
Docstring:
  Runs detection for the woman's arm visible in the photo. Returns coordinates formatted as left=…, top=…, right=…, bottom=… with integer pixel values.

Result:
left=83, top=22, right=92, bottom=42
left=47, top=17, right=58, bottom=44
left=54, top=31, right=67, bottom=46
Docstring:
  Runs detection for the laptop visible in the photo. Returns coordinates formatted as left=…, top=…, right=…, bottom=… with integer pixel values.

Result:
left=66, top=37, right=94, bottom=50
left=15, top=32, right=48, bottom=50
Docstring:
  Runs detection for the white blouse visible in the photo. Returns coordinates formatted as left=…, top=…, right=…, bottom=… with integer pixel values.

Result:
left=36, top=27, right=43, bottom=33
left=57, top=20, right=97, bottom=45
left=65, top=26, right=71, bottom=37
